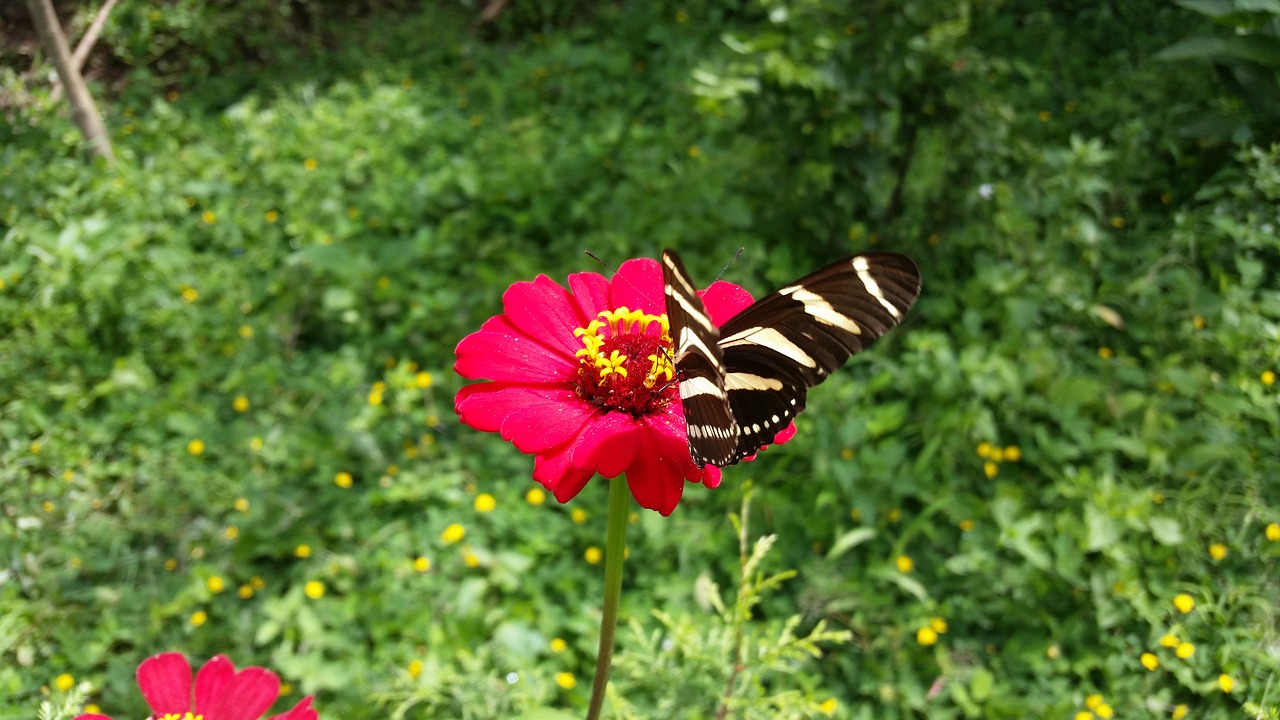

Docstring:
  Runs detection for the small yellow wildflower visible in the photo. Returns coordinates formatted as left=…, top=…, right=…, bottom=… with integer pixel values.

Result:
left=408, top=659, right=423, bottom=679
left=1263, top=370, right=1275, bottom=386
left=1109, top=216, right=1125, bottom=229
left=54, top=673, right=74, bottom=692
left=334, top=472, right=353, bottom=488
left=1098, top=346, right=1114, bottom=359
left=820, top=698, right=837, bottom=715
left=1141, top=652, right=1159, bottom=670
left=1074, top=712, right=1093, bottom=720
left=368, top=389, right=383, bottom=406
left=1175, top=642, right=1194, bottom=659
left=63, top=469, right=75, bottom=482
left=201, top=210, right=217, bottom=225
left=190, top=610, right=208, bottom=627
left=251, top=575, right=265, bottom=589
left=239, top=325, right=254, bottom=339
left=556, top=672, right=576, bottom=690
left=887, top=508, right=902, bottom=522
left=571, top=508, right=587, bottom=524
left=280, top=682, right=293, bottom=696
left=238, top=584, right=253, bottom=599
left=84, top=705, right=101, bottom=715
left=526, top=488, right=546, bottom=505
left=234, top=497, right=250, bottom=512
left=989, top=447, right=1005, bottom=462
left=295, top=544, right=312, bottom=558
left=223, top=525, right=238, bottom=540
left=959, top=519, right=974, bottom=531
left=584, top=546, right=602, bottom=564
left=265, top=210, right=279, bottom=223
left=688, top=146, right=701, bottom=158
left=916, top=627, right=938, bottom=646
left=249, top=437, right=264, bottom=451
left=206, top=575, right=225, bottom=593
left=976, top=442, right=992, bottom=458
left=550, top=638, right=567, bottom=653
left=304, top=581, right=325, bottom=599
left=377, top=276, right=391, bottom=290
left=1160, top=633, right=1178, bottom=647
left=415, top=371, right=434, bottom=389
left=1152, top=490, right=1165, bottom=503
left=187, top=439, right=205, bottom=456
left=42, top=501, right=54, bottom=513
left=896, top=555, right=914, bottom=573
left=233, top=395, right=250, bottom=412
left=463, top=550, right=480, bottom=567
left=1219, top=674, right=1234, bottom=692
left=1208, top=543, right=1227, bottom=560
left=1038, top=110, right=1051, bottom=122
left=1192, top=314, right=1205, bottom=330
left=1004, top=445, right=1021, bottom=461
left=983, top=461, right=998, bottom=478
left=304, top=158, right=318, bottom=171
left=1046, top=644, right=1060, bottom=659
left=839, top=447, right=854, bottom=460
left=441, top=523, right=466, bottom=544
left=1085, top=694, right=1103, bottom=710
left=1267, top=522, right=1280, bottom=541
left=1172, top=705, right=1187, bottom=719
left=930, top=617, right=948, bottom=634
left=164, top=558, right=178, bottom=571
left=1095, top=704, right=1113, bottom=719
left=1173, top=594, right=1194, bottom=613
left=474, top=493, right=496, bottom=513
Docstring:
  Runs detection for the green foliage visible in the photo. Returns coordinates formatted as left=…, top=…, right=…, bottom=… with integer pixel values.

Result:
left=3, top=1, right=1280, bottom=718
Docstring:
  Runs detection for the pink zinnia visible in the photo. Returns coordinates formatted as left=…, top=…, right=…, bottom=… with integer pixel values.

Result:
left=454, top=255, right=793, bottom=516
left=75, top=652, right=317, bottom=720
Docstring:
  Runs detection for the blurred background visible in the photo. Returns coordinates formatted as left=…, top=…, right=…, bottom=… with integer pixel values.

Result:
left=2, top=1, right=1278, bottom=718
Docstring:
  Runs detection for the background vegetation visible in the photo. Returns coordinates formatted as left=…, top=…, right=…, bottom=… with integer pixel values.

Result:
left=3, top=0, right=1279, bottom=718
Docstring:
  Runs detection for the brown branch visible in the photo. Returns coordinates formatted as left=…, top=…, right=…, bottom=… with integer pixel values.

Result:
left=25, top=0, right=116, bottom=164
left=51, top=0, right=120, bottom=102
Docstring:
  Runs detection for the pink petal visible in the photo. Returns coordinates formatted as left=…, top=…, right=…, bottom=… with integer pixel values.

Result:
left=567, top=271, right=611, bottom=325
left=501, top=275, right=589, bottom=359
left=570, top=412, right=641, bottom=478
left=454, top=321, right=577, bottom=382
left=137, top=652, right=193, bottom=716
left=72, top=715, right=113, bottom=720
left=268, top=696, right=318, bottom=720
left=533, top=439, right=596, bottom=504
left=193, top=656, right=279, bottom=720
left=700, top=280, right=753, bottom=327
left=499, top=391, right=600, bottom=454
left=624, top=422, right=690, bottom=516
left=455, top=382, right=579, bottom=440
left=609, top=258, right=663, bottom=315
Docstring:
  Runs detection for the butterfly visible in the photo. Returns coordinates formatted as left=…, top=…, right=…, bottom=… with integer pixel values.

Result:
left=661, top=249, right=921, bottom=467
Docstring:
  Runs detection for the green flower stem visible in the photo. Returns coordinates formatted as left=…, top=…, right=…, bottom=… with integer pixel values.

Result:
left=585, top=476, right=630, bottom=720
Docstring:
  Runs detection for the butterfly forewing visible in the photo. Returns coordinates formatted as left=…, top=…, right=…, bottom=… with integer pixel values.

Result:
left=663, top=249, right=921, bottom=468
left=661, top=250, right=739, bottom=467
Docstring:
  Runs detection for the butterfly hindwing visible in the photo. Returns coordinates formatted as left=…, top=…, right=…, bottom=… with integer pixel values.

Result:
left=663, top=249, right=921, bottom=468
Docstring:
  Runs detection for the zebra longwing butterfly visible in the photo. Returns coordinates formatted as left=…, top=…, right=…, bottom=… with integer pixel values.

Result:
left=661, top=249, right=921, bottom=467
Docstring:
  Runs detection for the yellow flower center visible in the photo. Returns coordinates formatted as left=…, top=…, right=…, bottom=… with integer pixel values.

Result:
left=572, top=307, right=676, bottom=416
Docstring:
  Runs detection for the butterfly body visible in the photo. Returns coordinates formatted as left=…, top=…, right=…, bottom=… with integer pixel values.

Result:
left=661, top=249, right=921, bottom=467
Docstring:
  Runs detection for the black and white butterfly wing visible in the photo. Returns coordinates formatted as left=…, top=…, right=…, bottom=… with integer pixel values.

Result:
left=662, top=249, right=921, bottom=468
left=660, top=250, right=738, bottom=467
left=715, top=253, right=921, bottom=464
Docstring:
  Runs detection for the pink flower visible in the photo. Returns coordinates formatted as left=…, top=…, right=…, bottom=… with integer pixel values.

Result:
left=454, top=256, right=792, bottom=516
left=75, top=652, right=316, bottom=720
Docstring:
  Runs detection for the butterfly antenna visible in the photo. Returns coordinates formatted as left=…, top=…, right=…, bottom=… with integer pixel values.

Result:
left=583, top=250, right=659, bottom=307
left=712, top=247, right=746, bottom=284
